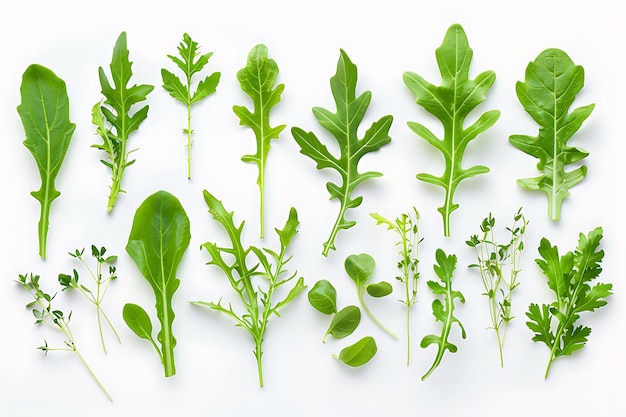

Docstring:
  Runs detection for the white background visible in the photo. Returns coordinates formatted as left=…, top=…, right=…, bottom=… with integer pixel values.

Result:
left=1, top=0, right=624, bottom=415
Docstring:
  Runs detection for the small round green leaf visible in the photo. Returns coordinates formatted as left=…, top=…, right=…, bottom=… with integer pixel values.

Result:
left=345, top=253, right=375, bottom=287
left=366, top=281, right=393, bottom=298
left=333, top=336, right=377, bottom=367
left=324, top=305, right=361, bottom=342
left=308, top=279, right=337, bottom=315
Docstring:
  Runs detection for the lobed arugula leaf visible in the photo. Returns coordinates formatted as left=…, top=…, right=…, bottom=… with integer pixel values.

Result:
left=509, top=48, right=594, bottom=221
left=194, top=190, right=305, bottom=387
left=17, top=64, right=76, bottom=259
left=162, top=33, right=220, bottom=179
left=124, top=190, right=191, bottom=377
left=421, top=249, right=466, bottom=380
left=526, top=227, right=611, bottom=378
left=234, top=44, right=285, bottom=238
left=93, top=32, right=154, bottom=212
left=403, top=24, right=500, bottom=237
left=292, top=49, right=393, bottom=256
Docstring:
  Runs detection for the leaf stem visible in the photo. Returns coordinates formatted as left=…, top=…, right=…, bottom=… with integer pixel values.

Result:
left=358, top=286, right=397, bottom=339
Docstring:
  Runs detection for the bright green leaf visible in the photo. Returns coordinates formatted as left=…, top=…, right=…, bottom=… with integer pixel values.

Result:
left=333, top=336, right=377, bottom=367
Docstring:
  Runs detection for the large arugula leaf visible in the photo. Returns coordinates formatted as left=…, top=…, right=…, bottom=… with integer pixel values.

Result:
left=403, top=24, right=500, bottom=237
left=510, top=48, right=594, bottom=221
left=233, top=44, right=285, bottom=238
left=193, top=190, right=305, bottom=386
left=421, top=248, right=466, bottom=380
left=162, top=33, right=220, bottom=179
left=526, top=227, right=611, bottom=378
left=17, top=64, right=76, bottom=259
left=93, top=31, right=154, bottom=212
left=292, top=49, right=392, bottom=256
left=124, top=190, right=191, bottom=377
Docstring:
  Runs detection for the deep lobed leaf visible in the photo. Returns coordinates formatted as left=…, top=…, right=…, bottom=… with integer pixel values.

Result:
left=509, top=48, right=594, bottom=221
left=17, top=64, right=76, bottom=259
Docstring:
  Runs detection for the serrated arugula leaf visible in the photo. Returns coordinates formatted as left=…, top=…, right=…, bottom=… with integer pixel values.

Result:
left=403, top=24, right=499, bottom=237
left=194, top=190, right=305, bottom=387
left=510, top=48, right=594, bottom=221
left=526, top=227, right=611, bottom=378
left=233, top=44, right=285, bottom=238
left=421, top=249, right=466, bottom=380
left=17, top=64, right=76, bottom=259
left=125, top=191, right=191, bottom=377
left=292, top=49, right=392, bottom=256
left=162, top=33, right=220, bottom=179
left=93, top=32, right=154, bottom=212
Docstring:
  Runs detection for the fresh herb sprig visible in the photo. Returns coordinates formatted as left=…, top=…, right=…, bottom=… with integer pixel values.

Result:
left=526, top=227, right=611, bottom=378
left=16, top=273, right=112, bottom=401
left=467, top=209, right=527, bottom=367
left=59, top=245, right=120, bottom=354
left=371, top=208, right=421, bottom=365
left=292, top=50, right=392, bottom=256
left=194, top=190, right=306, bottom=387
left=93, top=31, right=154, bottom=212
left=403, top=24, right=500, bottom=237
left=162, top=33, right=220, bottom=179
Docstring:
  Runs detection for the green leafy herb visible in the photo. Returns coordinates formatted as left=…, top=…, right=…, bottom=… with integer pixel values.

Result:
left=345, top=253, right=396, bottom=338
left=124, top=190, right=191, bottom=377
left=308, top=279, right=338, bottom=315
left=526, top=227, right=611, bottom=378
left=323, top=305, right=361, bottom=343
left=509, top=49, right=594, bottom=221
left=333, top=336, right=377, bottom=367
left=403, top=24, right=500, bottom=237
left=59, top=245, right=120, bottom=354
left=234, top=44, right=285, bottom=238
left=16, top=273, right=112, bottom=401
left=292, top=49, right=393, bottom=256
left=162, top=33, right=220, bottom=179
left=93, top=32, right=154, bottom=212
left=371, top=208, right=421, bottom=365
left=421, top=249, right=466, bottom=380
left=193, top=190, right=306, bottom=387
left=17, top=64, right=76, bottom=259
left=467, top=209, right=527, bottom=367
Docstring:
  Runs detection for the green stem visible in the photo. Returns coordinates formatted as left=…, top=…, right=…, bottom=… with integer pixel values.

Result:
left=358, top=286, right=397, bottom=339
left=74, top=347, right=113, bottom=401
left=186, top=102, right=192, bottom=180
left=323, top=203, right=347, bottom=257
left=37, top=198, right=52, bottom=259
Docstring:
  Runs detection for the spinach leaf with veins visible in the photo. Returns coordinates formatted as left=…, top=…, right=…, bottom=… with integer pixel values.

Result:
left=193, top=190, right=305, bottom=387
left=403, top=24, right=500, bottom=237
left=292, top=49, right=392, bottom=256
left=17, top=64, right=76, bottom=259
left=509, top=48, right=594, bottom=221
left=123, top=190, right=191, bottom=377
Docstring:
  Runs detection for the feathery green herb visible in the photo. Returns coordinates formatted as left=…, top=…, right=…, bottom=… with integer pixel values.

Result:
left=234, top=44, right=285, bottom=238
left=292, top=50, right=392, bottom=256
left=59, top=245, right=120, bottom=354
left=371, top=208, right=421, bottom=365
left=162, top=33, right=220, bottom=179
left=17, top=64, right=76, bottom=259
left=193, top=190, right=305, bottom=387
left=16, top=273, right=112, bottom=400
left=421, top=249, right=466, bottom=380
left=93, top=32, right=154, bottom=212
left=509, top=48, right=594, bottom=221
left=526, top=227, right=611, bottom=378
left=403, top=24, right=499, bottom=237
left=467, top=209, right=527, bottom=367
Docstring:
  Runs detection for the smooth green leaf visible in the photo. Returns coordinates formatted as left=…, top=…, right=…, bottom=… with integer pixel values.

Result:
left=123, top=303, right=155, bottom=342
left=323, top=305, right=361, bottom=342
left=94, top=32, right=154, bottom=211
left=403, top=24, right=499, bottom=237
left=366, top=282, right=393, bottom=298
left=292, top=49, right=392, bottom=256
left=308, top=280, right=337, bottom=315
left=510, top=48, right=593, bottom=221
left=333, top=336, right=377, bottom=367
left=345, top=253, right=375, bottom=287
left=234, top=44, right=285, bottom=238
left=162, top=33, right=220, bottom=179
left=126, top=190, right=191, bottom=377
left=17, top=64, right=76, bottom=259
